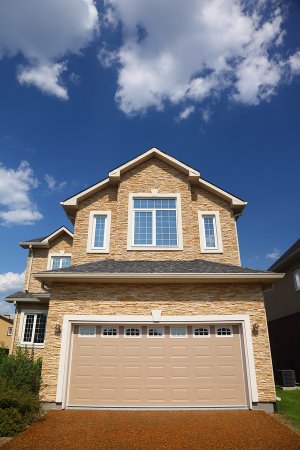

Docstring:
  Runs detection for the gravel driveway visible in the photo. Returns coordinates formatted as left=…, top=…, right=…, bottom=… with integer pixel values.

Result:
left=3, top=410, right=300, bottom=450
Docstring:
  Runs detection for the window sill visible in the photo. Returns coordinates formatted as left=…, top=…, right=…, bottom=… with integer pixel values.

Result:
left=86, top=249, right=110, bottom=254
left=127, top=246, right=183, bottom=251
left=200, top=249, right=223, bottom=254
left=19, top=344, right=45, bottom=349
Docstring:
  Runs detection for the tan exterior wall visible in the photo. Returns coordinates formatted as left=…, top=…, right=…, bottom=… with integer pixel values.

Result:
left=0, top=317, right=13, bottom=349
left=24, top=233, right=73, bottom=293
left=72, top=157, right=240, bottom=265
left=40, top=282, right=275, bottom=404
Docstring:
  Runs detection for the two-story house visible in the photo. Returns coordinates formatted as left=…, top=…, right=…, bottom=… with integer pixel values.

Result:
left=6, top=148, right=283, bottom=412
left=264, top=239, right=300, bottom=384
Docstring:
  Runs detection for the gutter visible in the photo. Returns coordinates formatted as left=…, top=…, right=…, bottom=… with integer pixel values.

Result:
left=33, top=271, right=285, bottom=285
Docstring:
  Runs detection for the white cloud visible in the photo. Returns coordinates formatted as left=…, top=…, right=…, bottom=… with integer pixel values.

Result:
left=0, top=271, right=25, bottom=293
left=177, top=106, right=195, bottom=121
left=0, top=0, right=99, bottom=98
left=0, top=300, right=14, bottom=317
left=288, top=50, right=300, bottom=75
left=266, top=248, right=280, bottom=260
left=102, top=0, right=300, bottom=115
left=44, top=174, right=67, bottom=192
left=0, top=161, right=42, bottom=226
left=202, top=108, right=212, bottom=123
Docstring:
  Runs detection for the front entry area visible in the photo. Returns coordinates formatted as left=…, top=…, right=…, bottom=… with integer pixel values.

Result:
left=67, top=323, right=248, bottom=408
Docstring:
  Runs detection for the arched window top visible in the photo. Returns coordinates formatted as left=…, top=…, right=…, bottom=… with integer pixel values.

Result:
left=194, top=327, right=210, bottom=337
left=125, top=328, right=141, bottom=337
left=102, top=327, right=118, bottom=337
left=216, top=327, right=232, bottom=336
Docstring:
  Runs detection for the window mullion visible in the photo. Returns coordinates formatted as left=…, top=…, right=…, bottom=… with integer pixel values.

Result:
left=32, top=314, right=37, bottom=344
left=213, top=216, right=218, bottom=248
left=153, top=209, right=156, bottom=246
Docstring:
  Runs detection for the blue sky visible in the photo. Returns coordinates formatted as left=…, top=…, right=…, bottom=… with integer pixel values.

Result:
left=0, top=0, right=299, bottom=314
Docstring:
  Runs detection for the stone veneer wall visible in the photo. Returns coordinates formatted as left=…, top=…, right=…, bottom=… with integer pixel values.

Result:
left=71, top=157, right=241, bottom=265
left=40, top=282, right=275, bottom=404
left=24, top=233, right=73, bottom=293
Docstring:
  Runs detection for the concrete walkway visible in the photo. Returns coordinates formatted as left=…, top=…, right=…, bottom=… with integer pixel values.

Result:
left=3, top=410, right=300, bottom=450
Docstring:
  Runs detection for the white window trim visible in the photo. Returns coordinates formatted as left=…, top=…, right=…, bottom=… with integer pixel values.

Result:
left=147, top=326, right=165, bottom=338
left=198, top=211, right=223, bottom=254
left=127, top=193, right=183, bottom=251
left=78, top=325, right=96, bottom=337
left=7, top=327, right=13, bottom=336
left=18, top=310, right=47, bottom=348
left=216, top=325, right=233, bottom=337
left=170, top=325, right=188, bottom=338
left=56, top=314, right=258, bottom=408
left=47, top=252, right=72, bottom=270
left=86, top=210, right=111, bottom=254
left=193, top=325, right=210, bottom=338
left=293, top=268, right=300, bottom=292
left=101, top=326, right=119, bottom=338
left=124, top=326, right=142, bottom=338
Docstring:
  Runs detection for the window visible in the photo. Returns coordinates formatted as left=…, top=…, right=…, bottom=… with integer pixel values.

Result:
left=22, top=313, right=47, bottom=345
left=193, top=327, right=210, bottom=337
left=7, top=327, right=13, bottom=336
left=79, top=326, right=96, bottom=337
left=148, top=327, right=164, bottom=337
left=125, top=327, right=141, bottom=337
left=128, top=195, right=183, bottom=250
left=102, top=327, right=118, bottom=337
left=294, top=269, right=300, bottom=292
left=170, top=326, right=187, bottom=338
left=87, top=211, right=111, bottom=253
left=198, top=211, right=223, bottom=253
left=51, top=256, right=71, bottom=270
left=216, top=326, right=232, bottom=337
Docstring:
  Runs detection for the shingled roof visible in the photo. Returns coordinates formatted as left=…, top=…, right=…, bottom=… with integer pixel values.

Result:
left=269, top=238, right=300, bottom=271
left=48, top=259, right=266, bottom=274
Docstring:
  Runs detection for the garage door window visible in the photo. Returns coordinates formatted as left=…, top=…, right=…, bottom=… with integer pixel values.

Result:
left=79, top=326, right=96, bottom=337
left=170, top=326, right=187, bottom=338
left=216, top=326, right=232, bottom=337
left=148, top=327, right=164, bottom=337
left=193, top=327, right=210, bottom=337
left=102, top=327, right=118, bottom=337
left=125, top=327, right=141, bottom=337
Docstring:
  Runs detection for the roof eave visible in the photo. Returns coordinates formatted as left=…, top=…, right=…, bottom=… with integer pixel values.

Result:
left=5, top=292, right=50, bottom=303
left=34, top=271, right=284, bottom=285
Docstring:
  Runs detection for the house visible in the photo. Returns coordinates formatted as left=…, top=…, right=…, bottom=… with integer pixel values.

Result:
left=6, top=147, right=283, bottom=412
left=0, top=314, right=13, bottom=349
left=264, top=239, right=300, bottom=384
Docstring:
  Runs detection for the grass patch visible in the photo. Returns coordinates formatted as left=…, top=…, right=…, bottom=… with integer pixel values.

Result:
left=276, top=387, right=300, bottom=432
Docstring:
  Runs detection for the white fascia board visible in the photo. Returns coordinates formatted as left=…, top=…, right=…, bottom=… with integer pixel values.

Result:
left=33, top=271, right=285, bottom=284
left=20, top=227, right=73, bottom=249
left=61, top=178, right=110, bottom=207
left=198, top=178, right=247, bottom=208
left=42, top=226, right=73, bottom=243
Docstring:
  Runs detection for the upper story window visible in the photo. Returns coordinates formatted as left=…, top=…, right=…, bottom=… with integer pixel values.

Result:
left=87, top=210, right=111, bottom=253
left=128, top=194, right=183, bottom=250
left=293, top=268, right=300, bottom=292
left=21, top=313, right=47, bottom=346
left=198, top=211, right=223, bottom=253
left=51, top=256, right=71, bottom=270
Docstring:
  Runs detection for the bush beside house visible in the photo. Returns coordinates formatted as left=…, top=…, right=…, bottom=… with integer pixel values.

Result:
left=0, top=347, right=42, bottom=436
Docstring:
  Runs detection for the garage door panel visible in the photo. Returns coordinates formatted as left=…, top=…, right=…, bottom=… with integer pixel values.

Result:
left=68, top=323, right=248, bottom=407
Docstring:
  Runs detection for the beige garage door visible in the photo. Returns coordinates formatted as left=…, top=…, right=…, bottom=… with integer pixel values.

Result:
left=67, top=324, right=248, bottom=408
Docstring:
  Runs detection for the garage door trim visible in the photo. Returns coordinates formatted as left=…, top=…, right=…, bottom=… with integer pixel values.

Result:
left=56, top=313, right=258, bottom=408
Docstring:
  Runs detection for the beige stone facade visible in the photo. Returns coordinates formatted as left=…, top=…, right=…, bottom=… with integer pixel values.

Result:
left=40, top=282, right=275, bottom=403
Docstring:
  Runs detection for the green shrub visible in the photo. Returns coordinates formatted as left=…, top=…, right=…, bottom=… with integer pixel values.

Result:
left=0, top=378, right=40, bottom=423
left=0, top=347, right=42, bottom=395
left=0, top=408, right=27, bottom=437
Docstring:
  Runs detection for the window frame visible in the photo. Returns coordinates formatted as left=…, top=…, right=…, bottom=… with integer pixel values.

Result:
left=48, top=253, right=72, bottom=270
left=193, top=326, right=211, bottom=338
left=78, top=325, right=97, bottom=337
left=86, top=210, right=111, bottom=254
left=7, top=327, right=13, bottom=337
left=198, top=211, right=223, bottom=253
left=101, top=326, right=119, bottom=338
left=127, top=193, right=183, bottom=251
left=293, top=268, right=300, bottom=292
left=170, top=326, right=188, bottom=338
left=19, top=311, right=48, bottom=347
left=147, top=326, right=165, bottom=338
left=124, top=327, right=142, bottom=338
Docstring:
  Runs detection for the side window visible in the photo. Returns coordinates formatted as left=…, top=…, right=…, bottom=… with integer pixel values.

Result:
left=293, top=268, right=300, bottom=292
left=22, top=313, right=47, bottom=345
left=198, top=211, right=223, bottom=253
left=51, top=256, right=71, bottom=269
left=87, top=211, right=111, bottom=253
left=7, top=327, right=13, bottom=336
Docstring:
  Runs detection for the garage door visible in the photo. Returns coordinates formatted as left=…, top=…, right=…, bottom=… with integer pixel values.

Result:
left=67, top=324, right=248, bottom=408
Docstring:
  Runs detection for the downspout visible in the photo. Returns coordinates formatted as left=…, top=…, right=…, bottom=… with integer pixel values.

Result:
left=25, top=244, right=33, bottom=292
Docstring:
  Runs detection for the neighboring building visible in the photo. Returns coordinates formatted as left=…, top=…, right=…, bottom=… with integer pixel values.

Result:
left=0, top=314, right=14, bottom=349
left=264, top=239, right=300, bottom=383
left=6, top=148, right=283, bottom=412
